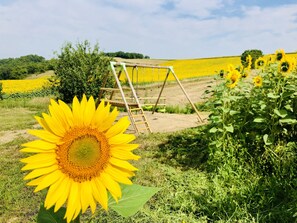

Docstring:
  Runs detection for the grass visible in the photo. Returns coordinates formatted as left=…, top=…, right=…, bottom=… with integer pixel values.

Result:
left=1, top=96, right=297, bottom=222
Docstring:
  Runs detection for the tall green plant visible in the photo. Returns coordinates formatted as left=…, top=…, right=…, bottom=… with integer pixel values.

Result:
left=0, top=82, right=3, bottom=100
left=208, top=50, right=297, bottom=173
left=241, top=49, right=263, bottom=69
left=53, top=40, right=112, bottom=102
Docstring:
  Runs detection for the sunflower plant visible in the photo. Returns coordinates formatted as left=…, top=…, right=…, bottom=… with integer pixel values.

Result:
left=207, top=49, right=297, bottom=174
left=20, top=95, right=159, bottom=223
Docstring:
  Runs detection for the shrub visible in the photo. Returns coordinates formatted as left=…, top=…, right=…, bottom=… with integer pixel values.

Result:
left=241, top=49, right=263, bottom=69
left=53, top=40, right=112, bottom=102
left=208, top=49, right=297, bottom=172
left=0, top=82, right=3, bottom=100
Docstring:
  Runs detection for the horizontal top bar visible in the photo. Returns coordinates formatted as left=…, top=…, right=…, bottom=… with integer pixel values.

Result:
left=110, top=61, right=172, bottom=69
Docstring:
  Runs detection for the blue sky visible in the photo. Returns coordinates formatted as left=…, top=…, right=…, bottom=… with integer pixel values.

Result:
left=0, top=0, right=297, bottom=59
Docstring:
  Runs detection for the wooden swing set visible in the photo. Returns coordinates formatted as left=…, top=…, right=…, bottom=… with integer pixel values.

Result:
left=98, top=61, right=203, bottom=134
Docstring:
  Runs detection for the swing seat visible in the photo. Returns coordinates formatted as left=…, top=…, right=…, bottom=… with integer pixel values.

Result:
left=102, top=99, right=139, bottom=108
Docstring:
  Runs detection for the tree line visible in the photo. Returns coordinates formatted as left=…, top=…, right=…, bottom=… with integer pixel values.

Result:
left=104, top=51, right=150, bottom=59
left=0, top=55, right=56, bottom=80
left=0, top=50, right=150, bottom=80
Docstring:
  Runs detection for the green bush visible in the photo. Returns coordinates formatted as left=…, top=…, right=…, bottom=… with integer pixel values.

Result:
left=241, top=49, right=263, bottom=69
left=0, top=82, right=3, bottom=100
left=208, top=51, right=297, bottom=170
left=53, top=40, right=112, bottom=102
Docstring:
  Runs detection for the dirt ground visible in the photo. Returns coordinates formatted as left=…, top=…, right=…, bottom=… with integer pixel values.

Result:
left=119, top=76, right=216, bottom=133
left=0, top=77, right=216, bottom=144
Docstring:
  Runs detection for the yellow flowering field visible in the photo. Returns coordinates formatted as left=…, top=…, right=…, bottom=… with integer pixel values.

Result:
left=1, top=73, right=51, bottom=94
left=122, top=56, right=242, bottom=83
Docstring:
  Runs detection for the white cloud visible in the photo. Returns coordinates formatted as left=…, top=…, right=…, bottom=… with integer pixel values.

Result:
left=0, top=0, right=297, bottom=59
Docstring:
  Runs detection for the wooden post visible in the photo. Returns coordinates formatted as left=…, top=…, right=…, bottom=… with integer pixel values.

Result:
left=152, top=69, right=170, bottom=114
left=169, top=67, right=203, bottom=122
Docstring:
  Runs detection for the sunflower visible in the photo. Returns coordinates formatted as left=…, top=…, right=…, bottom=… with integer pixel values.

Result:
left=241, top=70, right=249, bottom=78
left=246, top=55, right=252, bottom=70
left=275, top=49, right=285, bottom=61
left=20, top=95, right=139, bottom=223
left=278, top=57, right=295, bottom=75
left=255, top=57, right=266, bottom=69
left=226, top=69, right=241, bottom=88
left=253, top=76, right=263, bottom=87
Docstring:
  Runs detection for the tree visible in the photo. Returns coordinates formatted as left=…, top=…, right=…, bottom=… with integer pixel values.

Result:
left=241, top=49, right=263, bottom=69
left=53, top=40, right=112, bottom=102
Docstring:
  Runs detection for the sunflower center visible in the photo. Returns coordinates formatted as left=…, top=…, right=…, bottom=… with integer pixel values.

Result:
left=276, top=53, right=283, bottom=61
left=281, top=62, right=289, bottom=72
left=68, top=136, right=101, bottom=168
left=56, top=127, right=110, bottom=182
left=231, top=74, right=238, bottom=83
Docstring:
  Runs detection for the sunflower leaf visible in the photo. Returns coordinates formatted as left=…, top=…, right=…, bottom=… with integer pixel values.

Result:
left=109, top=184, right=160, bottom=217
left=37, top=204, right=80, bottom=223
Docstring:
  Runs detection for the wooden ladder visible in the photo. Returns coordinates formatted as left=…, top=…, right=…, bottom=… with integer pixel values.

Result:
left=104, top=62, right=152, bottom=134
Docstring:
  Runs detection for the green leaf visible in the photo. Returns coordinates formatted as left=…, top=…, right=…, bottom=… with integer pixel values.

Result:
left=284, top=104, right=293, bottom=112
left=263, top=134, right=272, bottom=145
left=224, top=124, right=234, bottom=133
left=229, top=110, right=239, bottom=116
left=279, top=119, right=297, bottom=125
left=260, top=104, right=266, bottom=110
left=209, top=127, right=218, bottom=133
left=254, top=118, right=265, bottom=123
left=37, top=204, right=80, bottom=223
left=109, top=184, right=160, bottom=217
left=267, top=93, right=280, bottom=99
left=274, top=109, right=287, bottom=118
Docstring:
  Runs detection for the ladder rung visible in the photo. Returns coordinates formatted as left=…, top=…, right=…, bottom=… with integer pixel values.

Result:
left=100, top=87, right=131, bottom=91
left=136, top=127, right=151, bottom=132
left=129, top=108, right=143, bottom=111
left=103, top=99, right=139, bottom=107
left=134, top=121, right=149, bottom=125
left=131, top=114, right=145, bottom=118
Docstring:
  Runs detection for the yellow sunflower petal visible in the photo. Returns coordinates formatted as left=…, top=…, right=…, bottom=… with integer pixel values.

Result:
left=105, top=165, right=133, bottom=185
left=99, top=172, right=122, bottom=202
left=72, top=184, right=82, bottom=221
left=98, top=107, right=119, bottom=132
left=42, top=113, right=66, bottom=137
left=44, top=177, right=64, bottom=209
left=20, top=148, right=55, bottom=153
left=22, top=140, right=56, bottom=150
left=21, top=158, right=56, bottom=171
left=72, top=96, right=83, bottom=126
left=109, top=157, right=138, bottom=171
left=80, top=181, right=96, bottom=214
left=49, top=100, right=70, bottom=132
left=92, top=178, right=108, bottom=210
left=28, top=129, right=60, bottom=143
left=65, top=181, right=80, bottom=222
left=24, top=164, right=58, bottom=180
left=91, top=101, right=110, bottom=128
left=108, top=134, right=136, bottom=145
left=111, top=148, right=140, bottom=160
left=110, top=143, right=139, bottom=151
left=34, top=170, right=63, bottom=192
left=21, top=153, right=56, bottom=164
left=35, top=116, right=53, bottom=134
left=105, top=117, right=130, bottom=138
left=83, top=96, right=96, bottom=126
left=27, top=175, right=45, bottom=186
left=54, top=177, right=71, bottom=212
left=58, top=99, right=74, bottom=126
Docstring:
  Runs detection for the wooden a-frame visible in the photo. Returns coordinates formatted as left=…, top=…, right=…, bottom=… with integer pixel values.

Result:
left=99, top=61, right=203, bottom=134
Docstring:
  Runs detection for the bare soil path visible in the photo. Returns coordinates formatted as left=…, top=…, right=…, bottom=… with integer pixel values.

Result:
left=0, top=77, right=216, bottom=145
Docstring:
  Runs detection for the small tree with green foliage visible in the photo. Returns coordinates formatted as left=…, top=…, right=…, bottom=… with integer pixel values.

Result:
left=53, top=41, right=112, bottom=102
left=241, top=49, right=263, bottom=69
left=0, top=82, right=3, bottom=100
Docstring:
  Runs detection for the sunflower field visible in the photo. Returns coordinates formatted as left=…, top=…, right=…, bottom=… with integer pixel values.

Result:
left=198, top=49, right=297, bottom=221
